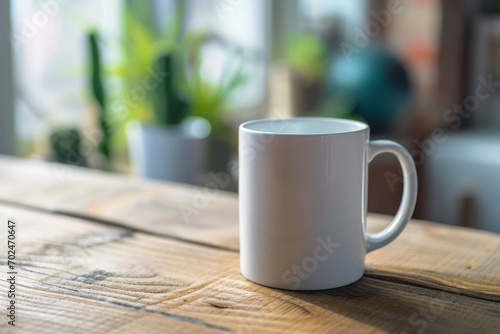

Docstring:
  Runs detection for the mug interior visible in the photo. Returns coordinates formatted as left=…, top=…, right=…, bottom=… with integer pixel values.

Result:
left=241, top=117, right=368, bottom=135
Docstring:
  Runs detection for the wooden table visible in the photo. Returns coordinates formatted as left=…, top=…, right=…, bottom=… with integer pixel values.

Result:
left=0, top=156, right=499, bottom=333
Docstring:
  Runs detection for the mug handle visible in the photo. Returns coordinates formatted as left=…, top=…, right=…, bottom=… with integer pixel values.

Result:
left=365, top=140, right=418, bottom=253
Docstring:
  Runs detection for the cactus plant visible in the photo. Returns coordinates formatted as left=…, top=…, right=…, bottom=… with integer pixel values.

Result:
left=88, top=31, right=112, bottom=166
left=151, top=54, right=190, bottom=125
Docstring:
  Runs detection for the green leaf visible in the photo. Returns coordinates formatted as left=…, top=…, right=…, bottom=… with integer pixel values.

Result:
left=286, top=33, right=326, bottom=79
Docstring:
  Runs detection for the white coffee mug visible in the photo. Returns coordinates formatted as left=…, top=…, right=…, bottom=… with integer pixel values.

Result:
left=239, top=117, right=417, bottom=290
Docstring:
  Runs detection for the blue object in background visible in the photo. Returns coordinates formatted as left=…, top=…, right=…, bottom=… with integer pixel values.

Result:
left=326, top=48, right=411, bottom=133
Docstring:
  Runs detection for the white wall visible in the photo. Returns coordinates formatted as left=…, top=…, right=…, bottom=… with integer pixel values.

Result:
left=0, top=0, right=15, bottom=155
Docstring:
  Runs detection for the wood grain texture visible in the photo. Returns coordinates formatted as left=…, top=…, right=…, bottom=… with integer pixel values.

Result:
left=366, top=216, right=500, bottom=302
left=0, top=156, right=499, bottom=301
left=0, top=156, right=239, bottom=250
left=1, top=204, right=499, bottom=334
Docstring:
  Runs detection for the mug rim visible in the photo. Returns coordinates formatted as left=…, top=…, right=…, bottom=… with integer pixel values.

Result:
left=239, top=117, right=369, bottom=136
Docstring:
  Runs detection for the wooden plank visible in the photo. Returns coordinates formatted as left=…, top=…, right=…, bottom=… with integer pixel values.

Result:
left=1, top=204, right=499, bottom=334
left=0, top=156, right=240, bottom=250
left=0, top=156, right=500, bottom=301
left=1, top=205, right=230, bottom=334
left=366, top=215, right=500, bottom=302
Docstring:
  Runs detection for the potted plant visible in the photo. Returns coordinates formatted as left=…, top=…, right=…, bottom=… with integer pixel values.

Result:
left=112, top=2, right=246, bottom=184
left=126, top=52, right=210, bottom=183
left=98, top=1, right=207, bottom=184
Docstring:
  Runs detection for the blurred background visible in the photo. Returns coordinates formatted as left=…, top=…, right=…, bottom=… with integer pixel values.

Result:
left=1, top=0, right=499, bottom=232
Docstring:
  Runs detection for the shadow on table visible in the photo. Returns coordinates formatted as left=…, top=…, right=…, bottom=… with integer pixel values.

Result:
left=277, top=276, right=464, bottom=333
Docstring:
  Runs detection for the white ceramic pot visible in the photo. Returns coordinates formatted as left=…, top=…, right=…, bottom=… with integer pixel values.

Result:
left=126, top=116, right=211, bottom=184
